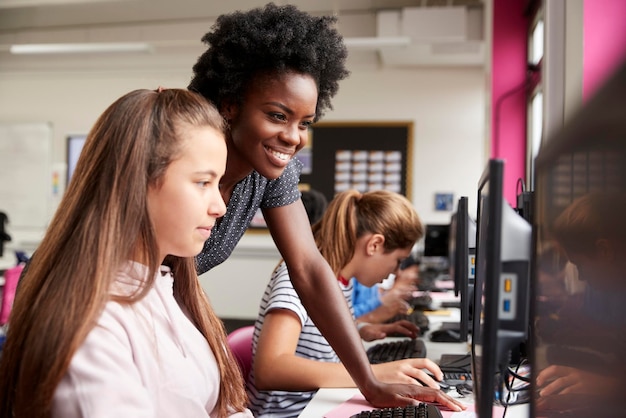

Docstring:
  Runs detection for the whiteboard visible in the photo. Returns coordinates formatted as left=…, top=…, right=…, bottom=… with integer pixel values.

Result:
left=0, top=123, right=52, bottom=229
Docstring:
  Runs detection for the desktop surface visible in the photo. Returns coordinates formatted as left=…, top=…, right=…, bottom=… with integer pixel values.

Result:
left=300, top=296, right=531, bottom=417
left=298, top=388, right=529, bottom=418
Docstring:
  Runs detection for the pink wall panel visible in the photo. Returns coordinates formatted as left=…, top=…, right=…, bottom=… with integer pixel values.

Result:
left=491, top=0, right=529, bottom=206
left=583, top=0, right=626, bottom=101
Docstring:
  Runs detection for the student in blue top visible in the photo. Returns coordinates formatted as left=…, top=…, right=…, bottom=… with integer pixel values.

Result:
left=353, top=255, right=420, bottom=324
left=188, top=3, right=452, bottom=408
left=246, top=190, right=466, bottom=417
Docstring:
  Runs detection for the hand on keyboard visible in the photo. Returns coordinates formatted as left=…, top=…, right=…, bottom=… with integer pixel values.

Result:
left=359, top=320, right=420, bottom=341
left=361, top=383, right=467, bottom=413
left=385, top=311, right=430, bottom=337
left=351, top=402, right=443, bottom=418
left=371, top=357, right=443, bottom=388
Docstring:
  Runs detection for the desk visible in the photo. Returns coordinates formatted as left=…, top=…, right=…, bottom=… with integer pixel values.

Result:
left=298, top=388, right=529, bottom=417
left=300, top=299, right=530, bottom=417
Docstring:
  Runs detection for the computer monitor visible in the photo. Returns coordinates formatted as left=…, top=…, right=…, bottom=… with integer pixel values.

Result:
left=471, top=159, right=532, bottom=418
left=446, top=196, right=476, bottom=342
left=531, top=60, right=626, bottom=417
left=448, top=214, right=459, bottom=296
left=423, top=224, right=450, bottom=258
left=66, top=134, right=87, bottom=186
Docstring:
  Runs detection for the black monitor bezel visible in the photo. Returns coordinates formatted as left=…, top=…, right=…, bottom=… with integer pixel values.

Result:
left=471, top=158, right=504, bottom=418
left=456, top=196, right=471, bottom=342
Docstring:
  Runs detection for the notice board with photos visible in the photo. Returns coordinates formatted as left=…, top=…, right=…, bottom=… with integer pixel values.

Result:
left=247, top=121, right=413, bottom=230
left=300, top=121, right=413, bottom=202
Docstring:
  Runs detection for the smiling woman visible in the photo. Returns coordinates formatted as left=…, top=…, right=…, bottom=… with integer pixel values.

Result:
left=186, top=2, right=463, bottom=411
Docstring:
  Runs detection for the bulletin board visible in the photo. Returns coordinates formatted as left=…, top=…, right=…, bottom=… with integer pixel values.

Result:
left=247, top=121, right=413, bottom=232
left=300, top=121, right=413, bottom=202
left=0, top=123, right=52, bottom=229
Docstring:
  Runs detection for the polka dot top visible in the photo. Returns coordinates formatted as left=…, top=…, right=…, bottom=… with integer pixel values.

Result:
left=195, top=159, right=303, bottom=275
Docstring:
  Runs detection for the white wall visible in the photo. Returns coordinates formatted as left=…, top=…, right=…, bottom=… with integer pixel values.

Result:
left=0, top=56, right=486, bottom=318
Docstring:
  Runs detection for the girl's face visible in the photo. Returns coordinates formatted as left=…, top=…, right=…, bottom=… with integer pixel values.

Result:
left=357, top=247, right=413, bottom=288
left=225, top=71, right=318, bottom=180
left=147, top=125, right=227, bottom=261
left=350, top=234, right=413, bottom=288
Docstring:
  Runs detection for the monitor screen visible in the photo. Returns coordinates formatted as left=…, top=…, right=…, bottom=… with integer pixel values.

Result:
left=423, top=224, right=450, bottom=258
left=66, top=134, right=87, bottom=186
left=447, top=196, right=476, bottom=342
left=531, top=60, right=626, bottom=417
left=448, top=214, right=459, bottom=295
left=471, top=159, right=532, bottom=418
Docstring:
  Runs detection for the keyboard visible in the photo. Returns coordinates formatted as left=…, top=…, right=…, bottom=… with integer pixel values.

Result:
left=367, top=338, right=427, bottom=364
left=350, top=403, right=443, bottom=418
left=386, top=310, right=430, bottom=336
left=408, top=295, right=433, bottom=310
left=442, top=371, right=472, bottom=385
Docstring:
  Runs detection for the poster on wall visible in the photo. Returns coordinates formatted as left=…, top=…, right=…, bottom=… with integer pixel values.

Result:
left=303, top=122, right=412, bottom=203
left=334, top=149, right=403, bottom=194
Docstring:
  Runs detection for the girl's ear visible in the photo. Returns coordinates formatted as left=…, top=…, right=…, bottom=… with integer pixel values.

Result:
left=366, top=234, right=386, bottom=256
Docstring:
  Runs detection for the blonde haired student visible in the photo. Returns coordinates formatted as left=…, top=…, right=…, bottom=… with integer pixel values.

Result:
left=246, top=189, right=466, bottom=417
left=0, top=88, right=252, bottom=418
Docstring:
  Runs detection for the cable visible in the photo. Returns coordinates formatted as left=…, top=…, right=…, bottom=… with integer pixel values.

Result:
left=516, top=177, right=526, bottom=195
left=501, top=358, right=531, bottom=410
left=507, top=367, right=531, bottom=383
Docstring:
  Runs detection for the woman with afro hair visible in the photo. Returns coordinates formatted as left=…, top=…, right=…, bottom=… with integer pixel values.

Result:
left=188, top=2, right=461, bottom=410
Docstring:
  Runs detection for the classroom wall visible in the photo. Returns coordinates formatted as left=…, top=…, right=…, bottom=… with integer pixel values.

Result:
left=0, top=63, right=485, bottom=318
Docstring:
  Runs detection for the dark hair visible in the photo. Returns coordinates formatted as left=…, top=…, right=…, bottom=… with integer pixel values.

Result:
left=400, top=254, right=420, bottom=270
left=189, top=2, right=349, bottom=121
left=301, top=189, right=329, bottom=225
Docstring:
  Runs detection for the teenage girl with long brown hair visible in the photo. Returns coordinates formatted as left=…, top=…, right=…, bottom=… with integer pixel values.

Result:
left=0, top=88, right=252, bottom=417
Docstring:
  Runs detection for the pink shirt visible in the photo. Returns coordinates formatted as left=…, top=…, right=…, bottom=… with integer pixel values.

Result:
left=52, top=262, right=252, bottom=418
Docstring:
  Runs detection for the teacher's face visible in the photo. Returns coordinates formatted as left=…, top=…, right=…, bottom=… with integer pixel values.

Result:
left=226, top=71, right=318, bottom=180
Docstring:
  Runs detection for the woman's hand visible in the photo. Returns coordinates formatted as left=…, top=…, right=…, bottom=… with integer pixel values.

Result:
left=358, top=321, right=419, bottom=341
left=372, top=358, right=442, bottom=387
left=360, top=380, right=467, bottom=412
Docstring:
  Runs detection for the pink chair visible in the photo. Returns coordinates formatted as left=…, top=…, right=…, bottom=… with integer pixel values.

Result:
left=226, top=325, right=254, bottom=380
left=0, top=263, right=24, bottom=325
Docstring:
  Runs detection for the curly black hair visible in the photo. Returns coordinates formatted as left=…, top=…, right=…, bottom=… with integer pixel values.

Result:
left=188, top=2, right=349, bottom=121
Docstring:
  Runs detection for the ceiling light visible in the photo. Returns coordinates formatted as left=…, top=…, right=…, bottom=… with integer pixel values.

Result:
left=9, top=42, right=153, bottom=54
left=343, top=36, right=411, bottom=49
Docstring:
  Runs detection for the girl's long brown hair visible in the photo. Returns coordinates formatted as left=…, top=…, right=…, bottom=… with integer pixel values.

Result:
left=312, top=189, right=424, bottom=275
left=0, top=89, right=246, bottom=417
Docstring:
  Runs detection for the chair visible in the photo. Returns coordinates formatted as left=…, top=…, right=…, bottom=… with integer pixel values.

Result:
left=0, top=263, right=24, bottom=325
left=226, top=325, right=254, bottom=380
